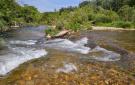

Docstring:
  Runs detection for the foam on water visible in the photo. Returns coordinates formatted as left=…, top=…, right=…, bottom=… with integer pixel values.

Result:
left=9, top=40, right=37, bottom=45
left=45, top=37, right=90, bottom=54
left=0, top=36, right=121, bottom=76
left=89, top=46, right=121, bottom=61
left=75, top=37, right=88, bottom=45
left=0, top=47, right=47, bottom=76
left=56, top=63, right=77, bottom=73
left=44, top=37, right=121, bottom=61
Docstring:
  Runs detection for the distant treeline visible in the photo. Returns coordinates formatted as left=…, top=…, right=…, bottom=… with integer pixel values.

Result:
left=0, top=0, right=42, bottom=32
left=0, top=0, right=135, bottom=32
left=43, top=0, right=135, bottom=33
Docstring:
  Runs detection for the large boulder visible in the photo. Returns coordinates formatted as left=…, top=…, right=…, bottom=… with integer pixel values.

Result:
left=55, top=30, right=69, bottom=37
left=46, top=30, right=69, bottom=39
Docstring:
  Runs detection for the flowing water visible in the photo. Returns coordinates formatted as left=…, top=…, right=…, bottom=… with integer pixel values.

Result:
left=86, top=30, right=135, bottom=53
left=0, top=26, right=48, bottom=76
left=0, top=26, right=135, bottom=84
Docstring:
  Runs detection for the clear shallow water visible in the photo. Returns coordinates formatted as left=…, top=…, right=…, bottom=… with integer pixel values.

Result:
left=0, top=26, right=48, bottom=76
left=88, top=30, right=135, bottom=53
left=111, top=31, right=135, bottom=52
left=0, top=47, right=47, bottom=76
left=0, top=26, right=134, bottom=76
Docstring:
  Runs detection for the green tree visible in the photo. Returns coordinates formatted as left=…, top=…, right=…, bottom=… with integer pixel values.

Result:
left=119, top=5, right=135, bottom=22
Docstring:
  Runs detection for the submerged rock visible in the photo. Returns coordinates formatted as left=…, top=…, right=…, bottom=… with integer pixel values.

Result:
left=56, top=63, right=77, bottom=73
left=55, top=30, right=69, bottom=37
left=46, top=30, right=69, bottom=39
left=89, top=46, right=121, bottom=61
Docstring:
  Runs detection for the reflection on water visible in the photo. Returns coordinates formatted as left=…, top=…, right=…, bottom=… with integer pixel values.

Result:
left=114, top=31, right=135, bottom=52
left=2, top=26, right=47, bottom=40
left=87, top=30, right=135, bottom=52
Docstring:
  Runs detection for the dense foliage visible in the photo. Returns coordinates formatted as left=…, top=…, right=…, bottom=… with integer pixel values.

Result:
left=0, top=0, right=41, bottom=32
left=0, top=0, right=135, bottom=33
left=43, top=0, right=135, bottom=35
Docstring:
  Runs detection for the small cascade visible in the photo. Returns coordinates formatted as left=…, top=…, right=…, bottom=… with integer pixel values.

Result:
left=0, top=26, right=123, bottom=76
left=0, top=47, right=47, bottom=76
left=89, top=46, right=121, bottom=61
left=44, top=37, right=90, bottom=54
left=44, top=37, right=121, bottom=62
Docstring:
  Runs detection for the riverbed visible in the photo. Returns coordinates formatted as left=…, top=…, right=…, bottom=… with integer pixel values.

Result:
left=0, top=26, right=135, bottom=85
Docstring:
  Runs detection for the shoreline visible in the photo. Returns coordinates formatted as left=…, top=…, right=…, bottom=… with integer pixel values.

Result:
left=45, top=25, right=135, bottom=39
left=92, top=26, right=135, bottom=31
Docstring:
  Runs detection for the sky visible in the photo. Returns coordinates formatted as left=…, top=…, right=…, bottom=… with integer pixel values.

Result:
left=18, top=0, right=83, bottom=12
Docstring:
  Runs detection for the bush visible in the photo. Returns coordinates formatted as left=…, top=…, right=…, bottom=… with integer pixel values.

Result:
left=65, top=22, right=81, bottom=32
left=45, top=27, right=59, bottom=36
left=0, top=21, right=4, bottom=28
left=0, top=20, right=6, bottom=31
left=112, top=21, right=132, bottom=28
left=81, top=22, right=92, bottom=30
left=87, top=14, right=95, bottom=21
left=55, top=21, right=64, bottom=30
left=95, top=14, right=112, bottom=24
left=133, top=22, right=135, bottom=28
left=118, top=5, right=135, bottom=22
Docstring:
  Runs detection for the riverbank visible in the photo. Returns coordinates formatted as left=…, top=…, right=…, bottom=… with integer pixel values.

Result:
left=45, top=25, right=135, bottom=40
left=92, top=26, right=135, bottom=31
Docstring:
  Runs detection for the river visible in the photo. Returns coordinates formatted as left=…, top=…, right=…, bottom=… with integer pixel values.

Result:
left=0, top=26, right=135, bottom=84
